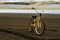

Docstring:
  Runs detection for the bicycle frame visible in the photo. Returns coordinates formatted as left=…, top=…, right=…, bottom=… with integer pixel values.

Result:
left=30, top=7, right=42, bottom=27
left=30, top=15, right=41, bottom=27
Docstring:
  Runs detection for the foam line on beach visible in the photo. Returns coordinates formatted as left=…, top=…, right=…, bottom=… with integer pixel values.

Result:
left=0, top=9, right=60, bottom=14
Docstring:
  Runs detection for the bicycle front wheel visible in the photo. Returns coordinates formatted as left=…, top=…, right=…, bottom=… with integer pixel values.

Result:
left=35, top=21, right=45, bottom=35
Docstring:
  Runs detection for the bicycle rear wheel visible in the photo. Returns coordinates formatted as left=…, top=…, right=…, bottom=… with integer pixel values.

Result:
left=35, top=21, right=45, bottom=35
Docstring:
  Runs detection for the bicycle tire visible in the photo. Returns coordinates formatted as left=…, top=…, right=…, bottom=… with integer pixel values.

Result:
left=35, top=21, right=45, bottom=35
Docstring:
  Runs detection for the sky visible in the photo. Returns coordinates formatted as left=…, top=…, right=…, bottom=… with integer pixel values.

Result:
left=0, top=0, right=60, bottom=2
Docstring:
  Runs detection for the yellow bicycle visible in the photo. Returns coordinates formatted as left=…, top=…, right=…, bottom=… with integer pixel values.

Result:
left=28, top=7, right=45, bottom=35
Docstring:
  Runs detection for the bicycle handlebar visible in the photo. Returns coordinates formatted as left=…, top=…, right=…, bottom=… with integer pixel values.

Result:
left=32, top=7, right=42, bottom=16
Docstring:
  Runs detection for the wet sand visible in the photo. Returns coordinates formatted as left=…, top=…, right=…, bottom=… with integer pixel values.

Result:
left=0, top=13, right=60, bottom=40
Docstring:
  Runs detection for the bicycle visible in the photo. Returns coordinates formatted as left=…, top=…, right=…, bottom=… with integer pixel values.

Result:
left=28, top=7, right=45, bottom=35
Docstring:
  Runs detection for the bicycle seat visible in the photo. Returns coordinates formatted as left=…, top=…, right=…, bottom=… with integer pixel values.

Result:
left=32, top=16, right=37, bottom=19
